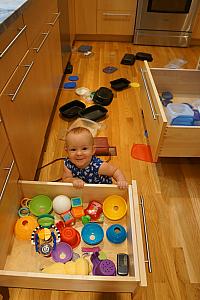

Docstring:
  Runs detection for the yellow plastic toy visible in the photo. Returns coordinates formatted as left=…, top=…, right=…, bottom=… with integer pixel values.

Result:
left=103, top=195, right=127, bottom=220
left=14, top=216, right=38, bottom=240
left=42, top=257, right=91, bottom=275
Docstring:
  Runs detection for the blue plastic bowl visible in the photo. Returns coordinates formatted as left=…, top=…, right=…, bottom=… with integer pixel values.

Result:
left=81, top=223, right=104, bottom=245
left=106, top=224, right=127, bottom=244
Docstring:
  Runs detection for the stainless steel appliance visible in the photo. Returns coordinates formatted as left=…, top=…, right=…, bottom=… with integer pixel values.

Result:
left=134, top=0, right=200, bottom=47
left=57, top=0, right=71, bottom=72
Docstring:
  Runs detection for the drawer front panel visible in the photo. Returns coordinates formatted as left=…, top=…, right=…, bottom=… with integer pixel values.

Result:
left=0, top=163, right=20, bottom=268
left=0, top=181, right=146, bottom=292
left=0, top=119, right=9, bottom=163
left=0, top=148, right=13, bottom=191
left=0, top=50, right=47, bottom=180
left=0, top=15, right=28, bottom=92
left=97, top=10, right=134, bottom=35
left=140, top=61, right=167, bottom=161
left=159, top=126, right=200, bottom=157
left=97, top=0, right=135, bottom=11
left=23, top=0, right=58, bottom=47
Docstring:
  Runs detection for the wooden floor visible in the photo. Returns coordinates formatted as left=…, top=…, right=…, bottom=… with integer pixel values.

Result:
left=9, top=41, right=200, bottom=299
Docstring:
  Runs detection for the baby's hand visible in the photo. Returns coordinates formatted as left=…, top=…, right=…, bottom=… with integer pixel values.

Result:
left=117, top=180, right=128, bottom=189
left=73, top=179, right=84, bottom=189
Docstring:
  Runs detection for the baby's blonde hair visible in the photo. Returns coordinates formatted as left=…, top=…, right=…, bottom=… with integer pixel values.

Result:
left=65, top=127, right=94, bottom=147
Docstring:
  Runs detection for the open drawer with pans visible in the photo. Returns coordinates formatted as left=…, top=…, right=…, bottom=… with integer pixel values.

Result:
left=140, top=61, right=200, bottom=161
left=0, top=180, right=147, bottom=293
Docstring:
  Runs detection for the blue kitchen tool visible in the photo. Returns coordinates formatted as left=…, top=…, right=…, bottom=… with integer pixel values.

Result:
left=106, top=224, right=127, bottom=244
left=68, top=75, right=79, bottom=81
left=81, top=223, right=104, bottom=245
left=63, top=82, right=76, bottom=89
left=171, top=115, right=194, bottom=126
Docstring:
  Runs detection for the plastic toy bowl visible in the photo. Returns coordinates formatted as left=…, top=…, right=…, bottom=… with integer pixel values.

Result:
left=103, top=195, right=127, bottom=220
left=14, top=216, right=38, bottom=240
left=29, top=195, right=52, bottom=216
left=51, top=242, right=73, bottom=263
left=81, top=223, right=104, bottom=245
left=61, top=227, right=81, bottom=248
left=106, top=224, right=127, bottom=244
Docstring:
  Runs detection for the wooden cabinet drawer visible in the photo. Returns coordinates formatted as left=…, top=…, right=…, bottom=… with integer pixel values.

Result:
left=0, top=181, right=147, bottom=292
left=97, top=10, right=134, bottom=35
left=0, top=162, right=20, bottom=268
left=140, top=61, right=200, bottom=160
left=97, top=0, right=135, bottom=11
left=23, top=0, right=58, bottom=47
left=0, top=15, right=27, bottom=92
left=0, top=147, right=14, bottom=191
left=0, top=118, right=9, bottom=164
left=0, top=48, right=51, bottom=180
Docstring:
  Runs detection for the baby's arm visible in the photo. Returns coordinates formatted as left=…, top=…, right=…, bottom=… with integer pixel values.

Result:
left=99, top=162, right=128, bottom=189
left=62, top=165, right=84, bottom=188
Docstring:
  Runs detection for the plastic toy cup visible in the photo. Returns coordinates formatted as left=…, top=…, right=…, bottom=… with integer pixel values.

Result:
left=51, top=242, right=73, bottom=263
left=29, top=195, right=52, bottom=216
left=103, top=195, right=127, bottom=220
left=61, top=227, right=81, bottom=248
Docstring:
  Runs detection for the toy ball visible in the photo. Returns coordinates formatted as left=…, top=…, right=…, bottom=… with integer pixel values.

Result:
left=52, top=195, right=71, bottom=214
left=14, top=216, right=38, bottom=240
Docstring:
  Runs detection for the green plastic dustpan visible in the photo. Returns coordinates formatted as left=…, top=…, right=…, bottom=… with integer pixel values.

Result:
left=29, top=195, right=52, bottom=216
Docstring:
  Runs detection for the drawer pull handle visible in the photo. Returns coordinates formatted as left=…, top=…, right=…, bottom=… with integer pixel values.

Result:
left=140, top=195, right=152, bottom=273
left=0, top=160, right=15, bottom=202
left=103, top=13, right=131, bottom=17
left=141, top=68, right=159, bottom=120
left=33, top=32, right=49, bottom=53
left=8, top=62, right=34, bottom=101
left=47, top=12, right=61, bottom=26
left=0, top=25, right=27, bottom=59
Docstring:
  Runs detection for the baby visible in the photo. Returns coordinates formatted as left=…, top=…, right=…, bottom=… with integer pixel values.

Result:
left=62, top=126, right=128, bottom=189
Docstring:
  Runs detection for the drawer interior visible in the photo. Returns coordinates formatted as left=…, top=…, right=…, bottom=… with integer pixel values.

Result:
left=1, top=181, right=141, bottom=290
left=151, top=68, right=200, bottom=125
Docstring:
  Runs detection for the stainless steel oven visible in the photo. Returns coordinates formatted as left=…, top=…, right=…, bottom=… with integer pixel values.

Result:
left=134, top=0, right=200, bottom=47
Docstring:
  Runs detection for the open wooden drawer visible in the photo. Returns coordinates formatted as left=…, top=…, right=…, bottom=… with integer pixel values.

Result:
left=140, top=60, right=200, bottom=161
left=0, top=180, right=147, bottom=293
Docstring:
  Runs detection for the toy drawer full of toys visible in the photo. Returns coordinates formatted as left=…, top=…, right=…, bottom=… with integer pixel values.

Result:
left=0, top=180, right=147, bottom=293
left=140, top=60, right=200, bottom=161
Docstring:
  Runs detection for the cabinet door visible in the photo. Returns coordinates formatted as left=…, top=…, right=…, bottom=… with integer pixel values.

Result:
left=192, top=7, right=200, bottom=40
left=48, top=15, right=63, bottom=106
left=97, top=0, right=135, bottom=10
left=0, top=15, right=27, bottom=92
left=0, top=161, right=20, bottom=268
left=68, top=0, right=76, bottom=46
left=0, top=40, right=52, bottom=180
left=140, top=61, right=167, bottom=161
left=97, top=10, right=134, bottom=35
left=75, top=0, right=97, bottom=34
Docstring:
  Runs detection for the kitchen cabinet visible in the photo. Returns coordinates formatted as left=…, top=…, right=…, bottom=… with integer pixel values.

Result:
left=97, top=0, right=137, bottom=36
left=47, top=15, right=63, bottom=103
left=0, top=181, right=147, bottom=293
left=191, top=6, right=200, bottom=43
left=0, top=15, right=28, bottom=93
left=75, top=0, right=97, bottom=34
left=74, top=0, right=136, bottom=40
left=0, top=0, right=62, bottom=180
left=140, top=61, right=200, bottom=161
left=68, top=0, right=76, bottom=46
left=0, top=115, right=20, bottom=267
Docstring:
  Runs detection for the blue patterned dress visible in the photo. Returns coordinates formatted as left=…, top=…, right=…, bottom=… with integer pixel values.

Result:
left=64, top=156, right=112, bottom=184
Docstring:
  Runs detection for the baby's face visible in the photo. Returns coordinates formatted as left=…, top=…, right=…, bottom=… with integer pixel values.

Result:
left=66, top=131, right=95, bottom=169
